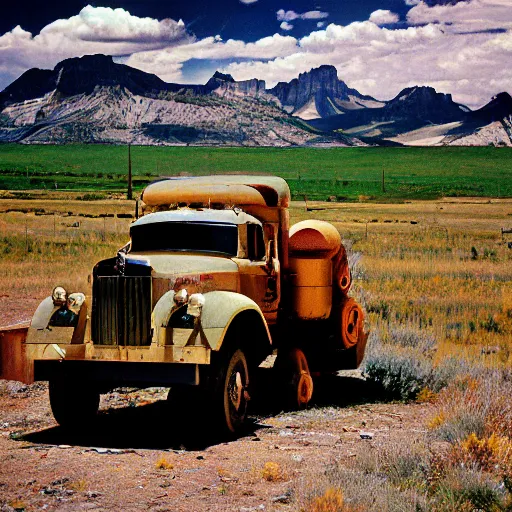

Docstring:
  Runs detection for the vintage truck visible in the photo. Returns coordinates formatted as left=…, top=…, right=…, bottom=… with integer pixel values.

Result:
left=0, top=176, right=367, bottom=433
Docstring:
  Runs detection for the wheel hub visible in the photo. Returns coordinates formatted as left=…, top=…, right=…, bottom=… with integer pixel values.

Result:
left=229, top=371, right=244, bottom=411
left=297, top=371, right=313, bottom=405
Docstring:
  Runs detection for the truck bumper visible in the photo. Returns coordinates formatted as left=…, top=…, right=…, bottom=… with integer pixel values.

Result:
left=34, top=359, right=204, bottom=388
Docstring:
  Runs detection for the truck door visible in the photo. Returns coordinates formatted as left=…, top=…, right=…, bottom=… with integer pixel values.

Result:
left=237, top=223, right=280, bottom=324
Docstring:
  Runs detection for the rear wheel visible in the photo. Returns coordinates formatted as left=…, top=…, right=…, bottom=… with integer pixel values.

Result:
left=49, top=380, right=100, bottom=428
left=275, top=347, right=313, bottom=410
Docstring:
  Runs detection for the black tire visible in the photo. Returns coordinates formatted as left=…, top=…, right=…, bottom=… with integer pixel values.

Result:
left=49, top=380, right=100, bottom=428
left=212, top=349, right=250, bottom=434
left=274, top=347, right=314, bottom=410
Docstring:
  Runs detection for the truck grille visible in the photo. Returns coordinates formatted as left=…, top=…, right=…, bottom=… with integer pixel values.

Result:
left=92, top=276, right=152, bottom=346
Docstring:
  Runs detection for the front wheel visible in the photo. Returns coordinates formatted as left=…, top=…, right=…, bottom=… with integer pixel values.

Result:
left=49, top=380, right=100, bottom=428
left=213, top=349, right=250, bottom=434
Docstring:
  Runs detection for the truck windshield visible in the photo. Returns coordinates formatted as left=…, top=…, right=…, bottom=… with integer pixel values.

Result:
left=130, top=222, right=238, bottom=256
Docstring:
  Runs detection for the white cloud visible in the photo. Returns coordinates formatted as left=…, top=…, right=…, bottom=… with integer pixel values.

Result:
left=125, top=33, right=299, bottom=82
left=317, top=22, right=325, bottom=28
left=276, top=9, right=329, bottom=22
left=239, top=0, right=258, bottom=4
left=222, top=13, right=511, bottom=108
left=41, top=5, right=187, bottom=43
left=407, top=0, right=512, bottom=33
left=405, top=0, right=421, bottom=5
left=369, top=10, right=400, bottom=25
left=0, top=5, right=190, bottom=88
left=280, top=22, right=294, bottom=31
left=1, top=1, right=510, bottom=109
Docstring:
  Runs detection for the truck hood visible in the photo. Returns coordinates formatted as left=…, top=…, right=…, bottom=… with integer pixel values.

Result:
left=128, top=252, right=239, bottom=277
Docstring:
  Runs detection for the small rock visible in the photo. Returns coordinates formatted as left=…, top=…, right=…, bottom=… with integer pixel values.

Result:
left=86, top=491, right=101, bottom=499
left=291, top=454, right=304, bottom=463
left=41, top=488, right=59, bottom=495
left=51, top=478, right=69, bottom=486
left=360, top=431, right=374, bottom=440
left=240, top=506, right=265, bottom=512
left=7, top=381, right=28, bottom=394
left=86, top=447, right=129, bottom=455
left=272, top=493, right=291, bottom=504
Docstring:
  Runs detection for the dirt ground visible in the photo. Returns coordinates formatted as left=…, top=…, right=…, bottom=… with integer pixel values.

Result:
left=0, top=374, right=433, bottom=512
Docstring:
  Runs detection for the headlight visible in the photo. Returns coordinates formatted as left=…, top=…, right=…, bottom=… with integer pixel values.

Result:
left=187, top=293, right=205, bottom=318
left=52, top=286, right=67, bottom=306
left=67, top=292, right=85, bottom=315
left=174, top=288, right=188, bottom=305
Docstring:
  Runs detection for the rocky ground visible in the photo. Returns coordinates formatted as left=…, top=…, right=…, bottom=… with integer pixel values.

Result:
left=0, top=375, right=433, bottom=512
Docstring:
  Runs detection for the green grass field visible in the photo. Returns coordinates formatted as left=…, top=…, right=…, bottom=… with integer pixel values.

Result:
left=0, top=144, right=511, bottom=200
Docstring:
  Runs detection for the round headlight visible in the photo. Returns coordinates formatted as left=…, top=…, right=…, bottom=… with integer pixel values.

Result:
left=174, top=288, right=188, bottom=305
left=187, top=293, right=205, bottom=318
left=67, top=292, right=85, bottom=314
left=52, top=286, right=67, bottom=306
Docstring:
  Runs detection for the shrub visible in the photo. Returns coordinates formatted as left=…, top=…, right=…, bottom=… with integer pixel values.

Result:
left=77, top=193, right=105, bottom=201
left=262, top=462, right=285, bottom=482
left=306, top=488, right=345, bottom=512
left=430, top=372, right=512, bottom=443
left=155, top=456, right=173, bottom=470
left=364, top=348, right=432, bottom=400
left=432, top=467, right=505, bottom=512
left=454, top=433, right=512, bottom=471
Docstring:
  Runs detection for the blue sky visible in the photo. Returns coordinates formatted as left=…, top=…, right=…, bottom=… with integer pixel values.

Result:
left=0, top=0, right=511, bottom=107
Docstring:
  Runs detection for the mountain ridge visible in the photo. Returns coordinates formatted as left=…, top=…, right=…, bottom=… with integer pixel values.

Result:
left=1, top=54, right=510, bottom=146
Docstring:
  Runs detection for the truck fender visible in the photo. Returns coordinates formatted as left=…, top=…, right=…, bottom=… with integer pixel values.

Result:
left=26, top=294, right=88, bottom=345
left=152, top=290, right=176, bottom=343
left=200, top=291, right=272, bottom=353
left=152, top=290, right=272, bottom=354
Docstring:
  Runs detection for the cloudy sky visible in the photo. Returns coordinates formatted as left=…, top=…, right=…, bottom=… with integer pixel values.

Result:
left=1, top=0, right=510, bottom=108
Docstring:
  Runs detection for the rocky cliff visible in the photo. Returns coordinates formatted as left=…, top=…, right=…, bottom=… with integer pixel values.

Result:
left=267, top=65, right=383, bottom=119
left=382, top=86, right=469, bottom=123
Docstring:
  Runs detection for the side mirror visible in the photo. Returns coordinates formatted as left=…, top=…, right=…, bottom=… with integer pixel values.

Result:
left=266, top=239, right=275, bottom=271
left=266, top=239, right=280, bottom=276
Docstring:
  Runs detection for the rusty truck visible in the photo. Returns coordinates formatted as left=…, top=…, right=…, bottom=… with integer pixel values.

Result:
left=0, top=176, right=367, bottom=433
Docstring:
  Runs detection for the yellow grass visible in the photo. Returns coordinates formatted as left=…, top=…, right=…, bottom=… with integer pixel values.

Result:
left=0, top=195, right=510, bottom=362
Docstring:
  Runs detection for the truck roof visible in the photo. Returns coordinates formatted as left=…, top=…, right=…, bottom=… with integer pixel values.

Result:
left=132, top=208, right=262, bottom=227
left=141, top=175, right=290, bottom=208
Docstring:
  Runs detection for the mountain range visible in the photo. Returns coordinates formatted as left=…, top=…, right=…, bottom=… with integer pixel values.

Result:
left=0, top=54, right=511, bottom=147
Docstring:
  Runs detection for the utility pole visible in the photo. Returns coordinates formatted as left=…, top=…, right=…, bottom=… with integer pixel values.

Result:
left=127, top=144, right=133, bottom=200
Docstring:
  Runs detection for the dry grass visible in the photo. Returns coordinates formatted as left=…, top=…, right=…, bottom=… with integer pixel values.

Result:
left=288, top=198, right=512, bottom=511
left=0, top=199, right=133, bottom=324
left=0, top=195, right=511, bottom=510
